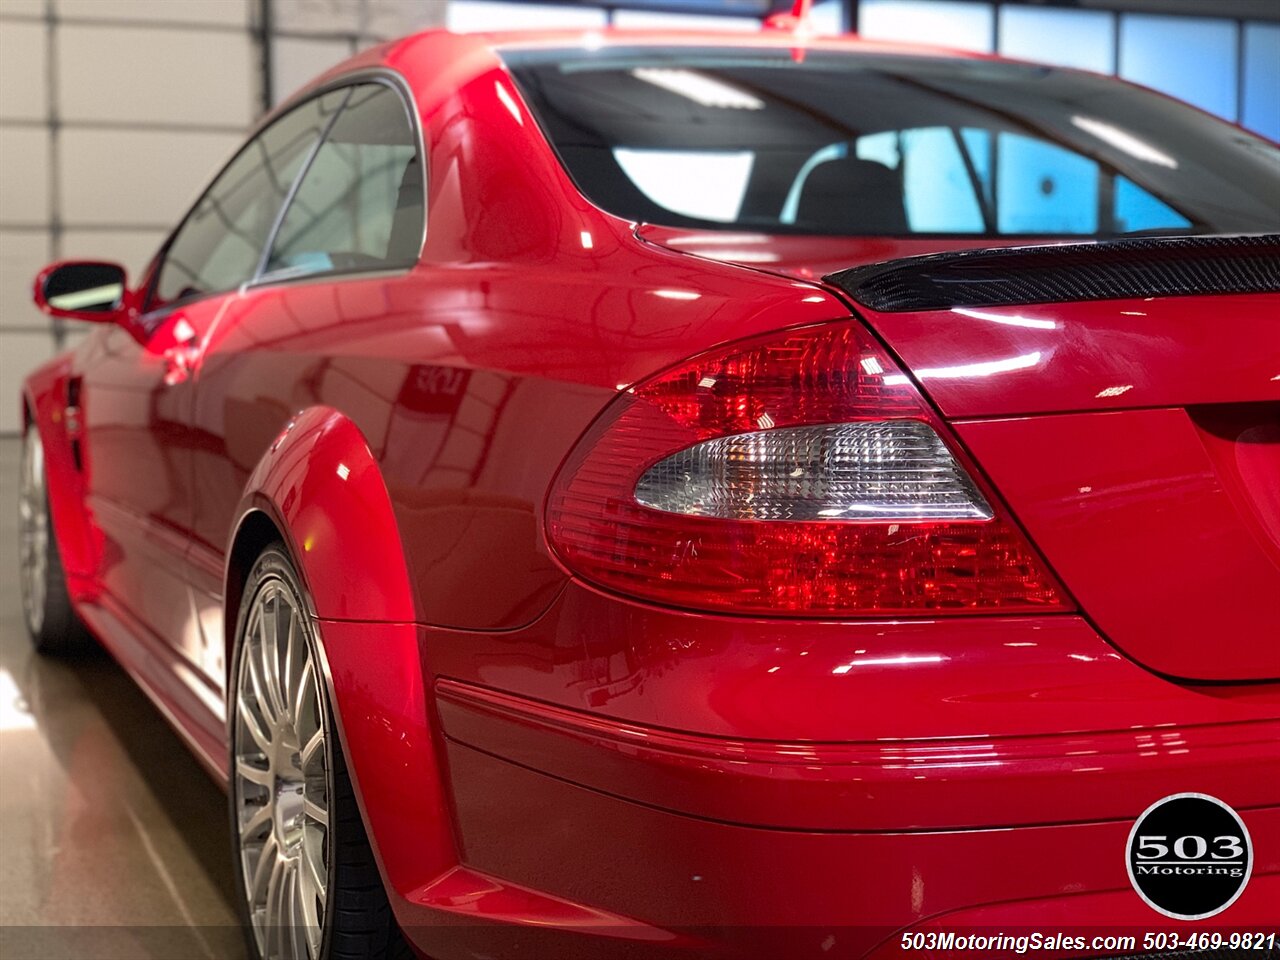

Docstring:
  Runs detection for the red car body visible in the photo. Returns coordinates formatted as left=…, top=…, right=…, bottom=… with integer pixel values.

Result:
left=19, top=27, right=1280, bottom=960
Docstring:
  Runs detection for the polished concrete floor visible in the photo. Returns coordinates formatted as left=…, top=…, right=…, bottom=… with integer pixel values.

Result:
left=0, top=437, right=248, bottom=959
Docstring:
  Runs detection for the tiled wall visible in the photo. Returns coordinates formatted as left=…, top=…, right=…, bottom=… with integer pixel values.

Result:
left=0, top=0, right=253, bottom=433
left=0, top=0, right=444, bottom=434
left=269, top=0, right=445, bottom=106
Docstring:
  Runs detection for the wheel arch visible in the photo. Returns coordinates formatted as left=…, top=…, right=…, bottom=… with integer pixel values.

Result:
left=225, top=406, right=459, bottom=903
left=226, top=405, right=418, bottom=626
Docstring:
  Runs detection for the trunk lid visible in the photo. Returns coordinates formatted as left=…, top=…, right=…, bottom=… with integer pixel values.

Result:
left=823, top=234, right=1280, bottom=681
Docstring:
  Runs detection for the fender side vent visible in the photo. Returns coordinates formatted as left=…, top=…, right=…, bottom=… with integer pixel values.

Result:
left=825, top=233, right=1280, bottom=312
left=66, top=376, right=84, bottom=472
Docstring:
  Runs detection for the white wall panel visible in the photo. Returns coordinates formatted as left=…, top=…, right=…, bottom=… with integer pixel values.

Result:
left=60, top=127, right=241, bottom=225
left=0, top=127, right=51, bottom=225
left=364, top=0, right=447, bottom=40
left=272, top=0, right=374, bottom=34
left=56, top=0, right=251, bottom=27
left=0, top=230, right=51, bottom=331
left=0, top=20, right=47, bottom=121
left=272, top=35, right=354, bottom=103
left=61, top=228, right=166, bottom=280
left=58, top=25, right=254, bottom=126
left=1, top=332, right=56, bottom=432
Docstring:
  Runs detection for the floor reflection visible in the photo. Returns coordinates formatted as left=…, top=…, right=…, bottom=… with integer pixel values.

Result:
left=0, top=438, right=246, bottom=959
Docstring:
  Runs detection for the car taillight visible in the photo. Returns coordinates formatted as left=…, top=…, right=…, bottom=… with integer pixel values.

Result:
left=546, top=321, right=1070, bottom=616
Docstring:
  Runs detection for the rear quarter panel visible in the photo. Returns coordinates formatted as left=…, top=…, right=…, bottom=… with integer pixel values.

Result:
left=190, top=51, right=846, bottom=632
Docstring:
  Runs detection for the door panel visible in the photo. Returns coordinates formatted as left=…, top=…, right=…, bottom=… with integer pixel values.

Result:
left=79, top=307, right=212, bottom=659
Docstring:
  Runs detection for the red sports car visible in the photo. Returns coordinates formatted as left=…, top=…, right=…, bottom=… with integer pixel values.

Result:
left=17, top=24, right=1280, bottom=960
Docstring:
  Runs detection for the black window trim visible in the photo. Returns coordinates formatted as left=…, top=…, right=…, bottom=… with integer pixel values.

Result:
left=140, top=67, right=427, bottom=325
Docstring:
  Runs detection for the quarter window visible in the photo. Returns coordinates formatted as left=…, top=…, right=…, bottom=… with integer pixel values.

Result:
left=151, top=90, right=347, bottom=310
left=265, top=84, right=423, bottom=279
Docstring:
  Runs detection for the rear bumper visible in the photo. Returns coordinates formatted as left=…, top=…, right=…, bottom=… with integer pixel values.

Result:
left=435, top=677, right=1280, bottom=832
left=320, top=583, right=1280, bottom=959
left=397, top=747, right=1279, bottom=959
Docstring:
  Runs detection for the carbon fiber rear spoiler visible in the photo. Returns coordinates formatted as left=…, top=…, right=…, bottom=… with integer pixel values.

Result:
left=823, top=233, right=1280, bottom=313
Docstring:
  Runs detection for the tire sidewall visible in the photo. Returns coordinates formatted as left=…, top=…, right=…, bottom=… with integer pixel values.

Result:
left=227, top=544, right=337, bottom=960
left=19, top=421, right=90, bottom=655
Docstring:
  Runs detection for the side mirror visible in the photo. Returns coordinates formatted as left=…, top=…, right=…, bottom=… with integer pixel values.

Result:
left=33, top=261, right=129, bottom=323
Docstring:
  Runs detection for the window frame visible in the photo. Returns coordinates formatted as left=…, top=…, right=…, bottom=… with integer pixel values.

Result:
left=140, top=68, right=426, bottom=323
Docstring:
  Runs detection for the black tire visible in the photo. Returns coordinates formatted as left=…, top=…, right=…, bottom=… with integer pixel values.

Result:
left=19, top=423, right=95, bottom=657
left=228, top=544, right=413, bottom=960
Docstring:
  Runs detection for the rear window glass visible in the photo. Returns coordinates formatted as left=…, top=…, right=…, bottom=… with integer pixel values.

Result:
left=501, top=47, right=1280, bottom=238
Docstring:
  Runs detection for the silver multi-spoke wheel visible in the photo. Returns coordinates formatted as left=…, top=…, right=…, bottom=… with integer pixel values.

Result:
left=234, top=575, right=330, bottom=960
left=18, top=427, right=49, bottom=637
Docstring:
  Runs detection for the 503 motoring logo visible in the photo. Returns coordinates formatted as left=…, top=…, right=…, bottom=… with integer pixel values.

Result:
left=1127, top=793, right=1253, bottom=920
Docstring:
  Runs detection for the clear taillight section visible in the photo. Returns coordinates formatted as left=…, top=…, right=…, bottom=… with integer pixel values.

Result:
left=634, top=422, right=994, bottom=521
left=547, top=321, right=1069, bottom=616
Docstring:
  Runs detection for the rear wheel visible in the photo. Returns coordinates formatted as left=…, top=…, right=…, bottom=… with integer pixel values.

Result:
left=18, top=423, right=94, bottom=656
left=229, top=545, right=411, bottom=960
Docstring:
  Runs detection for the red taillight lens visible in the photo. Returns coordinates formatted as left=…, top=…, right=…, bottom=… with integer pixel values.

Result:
left=547, top=321, right=1070, bottom=616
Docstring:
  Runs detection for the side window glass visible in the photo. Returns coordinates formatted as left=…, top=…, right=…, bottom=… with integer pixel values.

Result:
left=150, top=90, right=347, bottom=311
left=265, top=84, right=423, bottom=280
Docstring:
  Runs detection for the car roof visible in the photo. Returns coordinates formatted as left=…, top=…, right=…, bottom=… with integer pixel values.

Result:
left=445, top=25, right=991, bottom=61
left=274, top=26, right=1016, bottom=123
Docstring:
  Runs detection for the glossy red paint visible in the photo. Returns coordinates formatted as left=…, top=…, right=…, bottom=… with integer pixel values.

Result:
left=956, top=407, right=1280, bottom=681
left=18, top=26, right=1280, bottom=959
left=232, top=407, right=418, bottom=623
left=856, top=293, right=1280, bottom=418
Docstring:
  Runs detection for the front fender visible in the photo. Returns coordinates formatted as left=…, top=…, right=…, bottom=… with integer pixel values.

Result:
left=21, top=354, right=100, bottom=589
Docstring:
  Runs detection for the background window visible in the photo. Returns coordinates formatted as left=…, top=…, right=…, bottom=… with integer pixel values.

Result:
left=267, top=85, right=423, bottom=279
left=808, top=0, right=845, bottom=35
left=612, top=10, right=758, bottom=30
left=152, top=90, right=346, bottom=309
left=997, top=133, right=1098, bottom=234
left=447, top=1, right=607, bottom=31
left=1242, top=23, right=1280, bottom=141
left=1114, top=177, right=1190, bottom=234
left=999, top=7, right=1114, bottom=73
left=859, top=0, right=994, bottom=53
left=894, top=128, right=987, bottom=233
left=1120, top=14, right=1238, bottom=120
left=856, top=3, right=1275, bottom=138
